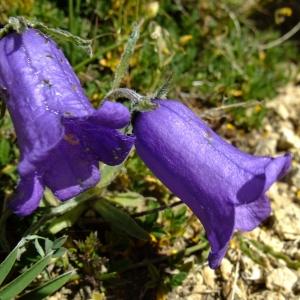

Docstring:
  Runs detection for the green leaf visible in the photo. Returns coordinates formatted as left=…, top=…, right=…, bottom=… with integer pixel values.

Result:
left=112, top=21, right=141, bottom=89
left=93, top=199, right=149, bottom=241
left=52, top=248, right=67, bottom=259
left=34, top=239, right=45, bottom=257
left=44, top=239, right=54, bottom=255
left=0, top=245, right=18, bottom=286
left=143, top=199, right=160, bottom=226
left=98, top=164, right=123, bottom=189
left=0, top=236, right=33, bottom=286
left=108, top=192, right=145, bottom=207
left=19, top=271, right=75, bottom=300
left=0, top=140, right=10, bottom=165
left=0, top=17, right=92, bottom=56
left=0, top=252, right=53, bottom=300
left=153, top=73, right=173, bottom=99
left=52, top=236, right=67, bottom=250
left=48, top=205, right=86, bottom=234
left=169, top=271, right=188, bottom=288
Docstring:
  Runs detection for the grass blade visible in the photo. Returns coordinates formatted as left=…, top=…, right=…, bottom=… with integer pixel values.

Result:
left=94, top=199, right=149, bottom=241
left=0, top=246, right=19, bottom=286
left=112, top=22, right=141, bottom=89
left=19, top=271, right=76, bottom=300
left=0, top=252, right=53, bottom=300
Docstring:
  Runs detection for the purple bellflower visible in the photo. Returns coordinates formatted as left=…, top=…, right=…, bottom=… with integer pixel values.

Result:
left=133, top=99, right=291, bottom=269
left=0, top=28, right=134, bottom=216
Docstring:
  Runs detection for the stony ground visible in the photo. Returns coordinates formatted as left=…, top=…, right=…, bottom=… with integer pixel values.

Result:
left=167, top=83, right=300, bottom=300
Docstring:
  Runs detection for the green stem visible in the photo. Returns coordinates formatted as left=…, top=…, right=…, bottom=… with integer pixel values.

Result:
left=105, top=88, right=144, bottom=103
left=0, top=17, right=27, bottom=38
left=68, top=0, right=75, bottom=64
left=111, top=21, right=142, bottom=89
left=68, top=0, right=74, bottom=33
left=75, top=0, right=81, bottom=14
left=104, top=87, right=156, bottom=112
left=24, top=194, right=99, bottom=236
left=244, top=237, right=300, bottom=270
left=131, top=200, right=183, bottom=218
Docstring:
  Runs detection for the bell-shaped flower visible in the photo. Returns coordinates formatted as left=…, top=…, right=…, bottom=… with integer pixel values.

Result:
left=0, top=28, right=134, bottom=216
left=133, top=99, right=291, bottom=268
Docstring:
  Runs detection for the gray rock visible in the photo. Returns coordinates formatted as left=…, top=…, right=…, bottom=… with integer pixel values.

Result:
left=266, top=267, right=298, bottom=292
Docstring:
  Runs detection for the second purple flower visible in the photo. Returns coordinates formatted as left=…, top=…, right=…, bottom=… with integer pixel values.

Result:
left=133, top=99, right=291, bottom=269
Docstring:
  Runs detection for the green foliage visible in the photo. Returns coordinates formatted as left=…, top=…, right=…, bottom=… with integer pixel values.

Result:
left=94, top=198, right=149, bottom=241
left=167, top=271, right=188, bottom=288
left=68, top=232, right=106, bottom=277
left=19, top=270, right=75, bottom=300
left=0, top=236, right=73, bottom=300
left=0, top=0, right=34, bottom=23
left=0, top=140, right=11, bottom=166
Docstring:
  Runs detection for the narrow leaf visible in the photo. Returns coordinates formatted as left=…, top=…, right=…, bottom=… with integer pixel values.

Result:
left=94, top=199, right=149, bottom=241
left=98, top=164, right=123, bottom=190
left=19, top=271, right=75, bottom=300
left=0, top=236, right=30, bottom=285
left=52, top=236, right=67, bottom=250
left=112, top=22, right=141, bottom=89
left=0, top=252, right=53, bottom=300
left=0, top=247, right=18, bottom=286
left=153, top=73, right=173, bottom=99
left=48, top=205, right=86, bottom=234
left=44, top=239, right=53, bottom=255
left=34, top=239, right=45, bottom=257
left=0, top=140, right=11, bottom=165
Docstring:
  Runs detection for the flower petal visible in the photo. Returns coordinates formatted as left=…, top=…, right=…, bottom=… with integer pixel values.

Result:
left=43, top=140, right=100, bottom=200
left=235, top=195, right=271, bottom=231
left=90, top=101, right=131, bottom=129
left=85, top=128, right=135, bottom=165
left=23, top=111, right=64, bottom=170
left=63, top=110, right=135, bottom=166
left=264, top=153, right=292, bottom=191
left=9, top=174, right=44, bottom=216
left=192, top=198, right=235, bottom=269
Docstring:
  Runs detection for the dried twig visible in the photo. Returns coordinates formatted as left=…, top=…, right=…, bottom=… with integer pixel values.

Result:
left=259, top=20, right=300, bottom=50
left=229, top=251, right=241, bottom=300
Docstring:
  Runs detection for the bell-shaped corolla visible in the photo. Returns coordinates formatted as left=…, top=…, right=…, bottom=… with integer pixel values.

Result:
left=0, top=28, right=134, bottom=216
left=133, top=99, right=291, bottom=268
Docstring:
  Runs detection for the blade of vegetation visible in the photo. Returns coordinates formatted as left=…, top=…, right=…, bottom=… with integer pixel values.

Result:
left=0, top=245, right=19, bottom=286
left=0, top=140, right=11, bottom=165
left=153, top=73, right=173, bottom=99
left=112, top=21, right=141, bottom=89
left=0, top=236, right=37, bottom=285
left=94, top=199, right=149, bottom=241
left=0, top=252, right=53, bottom=300
left=97, top=164, right=124, bottom=189
left=0, top=16, right=92, bottom=56
left=48, top=205, right=86, bottom=234
left=19, top=271, right=76, bottom=300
